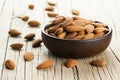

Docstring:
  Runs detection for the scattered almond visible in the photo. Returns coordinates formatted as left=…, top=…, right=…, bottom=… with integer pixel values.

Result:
left=5, top=59, right=16, bottom=69
left=72, top=9, right=80, bottom=15
left=90, top=59, right=106, bottom=67
left=37, top=60, right=53, bottom=69
left=32, top=39, right=42, bottom=47
left=28, top=4, right=34, bottom=9
left=28, top=20, right=41, bottom=27
left=24, top=52, right=34, bottom=61
left=24, top=33, right=35, bottom=40
left=47, top=12, right=58, bottom=17
left=65, top=59, right=78, bottom=68
left=10, top=43, right=23, bottom=50
left=22, top=16, right=29, bottom=21
left=45, top=6, right=54, bottom=11
left=47, top=1, right=56, bottom=6
left=8, top=29, right=22, bottom=37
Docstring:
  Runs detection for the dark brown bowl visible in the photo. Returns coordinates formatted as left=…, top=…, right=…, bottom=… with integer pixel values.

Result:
left=41, top=23, right=112, bottom=59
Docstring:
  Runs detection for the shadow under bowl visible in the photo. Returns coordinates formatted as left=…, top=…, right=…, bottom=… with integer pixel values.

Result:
left=41, top=23, right=112, bottom=59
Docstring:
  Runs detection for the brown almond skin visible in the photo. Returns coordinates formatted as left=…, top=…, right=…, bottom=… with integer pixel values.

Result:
left=22, top=16, right=29, bottom=21
left=77, top=30, right=85, bottom=35
left=37, top=60, right=53, bottom=69
left=84, top=24, right=94, bottom=33
left=47, top=24, right=61, bottom=33
left=49, top=33, right=56, bottom=37
left=65, top=59, right=78, bottom=68
left=54, top=28, right=63, bottom=35
left=8, top=29, right=22, bottom=37
left=5, top=60, right=16, bottom=69
left=94, top=32, right=104, bottom=38
left=90, top=59, right=106, bottom=67
left=92, top=23, right=107, bottom=28
left=47, top=12, right=58, bottom=17
left=28, top=4, right=34, bottom=9
left=10, top=43, right=23, bottom=50
left=32, top=39, right=42, bottom=47
left=45, top=6, right=54, bottom=11
left=72, top=9, right=80, bottom=15
left=65, top=32, right=77, bottom=39
left=52, top=16, right=65, bottom=25
left=28, top=20, right=41, bottom=27
left=47, top=1, right=56, bottom=6
left=24, top=33, right=35, bottom=40
left=57, top=32, right=66, bottom=39
left=83, top=33, right=94, bottom=40
left=72, top=35, right=84, bottom=40
left=65, top=26, right=84, bottom=32
left=94, top=28, right=109, bottom=33
left=24, top=52, right=34, bottom=61
left=63, top=18, right=73, bottom=28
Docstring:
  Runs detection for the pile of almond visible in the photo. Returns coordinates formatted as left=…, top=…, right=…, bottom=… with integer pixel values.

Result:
left=45, top=16, right=109, bottom=40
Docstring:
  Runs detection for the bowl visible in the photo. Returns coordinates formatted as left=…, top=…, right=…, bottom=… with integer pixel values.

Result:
left=41, top=23, right=112, bottom=58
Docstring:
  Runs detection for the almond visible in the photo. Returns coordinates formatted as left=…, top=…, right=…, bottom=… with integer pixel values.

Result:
left=94, top=32, right=104, bottom=38
left=28, top=4, right=34, bottom=9
left=37, top=60, right=53, bottom=69
left=22, top=16, right=29, bottom=21
left=72, top=9, right=80, bottom=15
left=90, top=59, right=106, bottom=67
left=65, top=26, right=84, bottom=32
left=28, top=20, right=41, bottom=27
left=5, top=59, right=16, bottom=69
left=83, top=33, right=94, bottom=40
left=47, top=24, right=61, bottom=33
left=72, top=19, right=90, bottom=26
left=49, top=33, right=56, bottom=37
left=45, top=6, right=54, bottom=11
left=65, top=59, right=78, bottom=68
left=32, top=39, right=42, bottom=47
left=63, top=18, right=73, bottom=28
left=8, top=29, right=22, bottom=37
left=65, top=32, right=77, bottom=39
left=57, top=32, right=66, bottom=39
left=47, top=1, right=56, bottom=6
left=84, top=24, right=94, bottom=33
left=54, top=28, right=63, bottom=35
left=47, top=12, right=58, bottom=17
left=10, top=43, right=23, bottom=50
left=52, top=16, right=65, bottom=25
left=77, top=30, right=85, bottom=35
left=24, top=52, right=34, bottom=61
left=24, top=33, right=35, bottom=40
left=92, top=23, right=107, bottom=28
left=94, top=28, right=109, bottom=33
left=72, top=35, right=84, bottom=40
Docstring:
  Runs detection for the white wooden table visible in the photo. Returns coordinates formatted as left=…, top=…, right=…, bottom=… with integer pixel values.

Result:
left=0, top=0, right=120, bottom=80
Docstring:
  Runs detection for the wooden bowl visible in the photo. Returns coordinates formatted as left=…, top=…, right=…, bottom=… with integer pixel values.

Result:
left=41, top=23, right=112, bottom=58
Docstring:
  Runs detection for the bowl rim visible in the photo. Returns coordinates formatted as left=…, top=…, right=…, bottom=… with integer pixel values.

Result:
left=41, top=22, right=112, bottom=42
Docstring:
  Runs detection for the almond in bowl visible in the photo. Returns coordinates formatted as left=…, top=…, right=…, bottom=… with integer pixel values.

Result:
left=41, top=16, right=112, bottom=58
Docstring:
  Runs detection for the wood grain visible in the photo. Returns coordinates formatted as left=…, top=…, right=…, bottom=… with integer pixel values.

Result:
left=0, top=0, right=120, bottom=80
